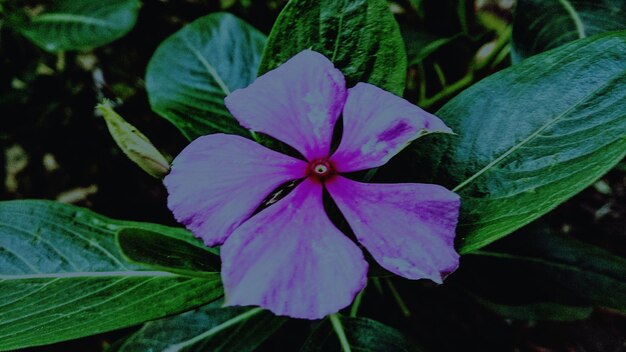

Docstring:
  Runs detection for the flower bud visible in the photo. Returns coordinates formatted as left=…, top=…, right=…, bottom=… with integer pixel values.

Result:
left=97, top=101, right=170, bottom=179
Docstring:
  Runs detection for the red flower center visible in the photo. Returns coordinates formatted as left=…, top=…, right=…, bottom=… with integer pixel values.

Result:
left=308, top=159, right=335, bottom=180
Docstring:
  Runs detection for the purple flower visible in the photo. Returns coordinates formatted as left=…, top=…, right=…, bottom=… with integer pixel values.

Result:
left=164, top=50, right=460, bottom=319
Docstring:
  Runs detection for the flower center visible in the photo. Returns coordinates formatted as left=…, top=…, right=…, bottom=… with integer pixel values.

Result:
left=308, top=159, right=334, bottom=179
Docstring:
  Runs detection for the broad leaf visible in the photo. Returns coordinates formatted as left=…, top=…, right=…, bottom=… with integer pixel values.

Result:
left=0, top=200, right=222, bottom=351
left=17, top=0, right=141, bottom=52
left=512, top=0, right=626, bottom=61
left=146, top=13, right=265, bottom=140
left=301, top=316, right=422, bottom=352
left=114, top=301, right=285, bottom=352
left=458, top=230, right=626, bottom=314
left=259, top=0, right=407, bottom=96
left=414, top=32, right=626, bottom=253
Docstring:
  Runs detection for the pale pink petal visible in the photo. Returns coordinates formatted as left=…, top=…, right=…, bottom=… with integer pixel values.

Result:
left=326, top=176, right=460, bottom=283
left=225, top=50, right=346, bottom=160
left=164, top=134, right=307, bottom=246
left=221, top=178, right=368, bottom=319
left=331, top=83, right=452, bottom=172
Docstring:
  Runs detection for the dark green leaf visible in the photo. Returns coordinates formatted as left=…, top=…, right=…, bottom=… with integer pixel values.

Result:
left=512, top=0, right=626, bottom=61
left=117, top=227, right=220, bottom=276
left=415, top=32, right=626, bottom=252
left=146, top=13, right=265, bottom=140
left=469, top=294, right=594, bottom=322
left=301, top=315, right=422, bottom=352
left=458, top=230, right=626, bottom=314
left=113, top=301, right=285, bottom=352
left=0, top=200, right=223, bottom=351
left=17, top=0, right=141, bottom=52
left=259, top=0, right=407, bottom=96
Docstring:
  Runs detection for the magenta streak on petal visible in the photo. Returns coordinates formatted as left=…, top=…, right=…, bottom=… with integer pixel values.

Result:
left=225, top=50, right=346, bottom=161
left=331, top=82, right=453, bottom=173
left=163, top=134, right=308, bottom=247
left=220, top=177, right=368, bottom=319
left=326, top=176, right=460, bottom=283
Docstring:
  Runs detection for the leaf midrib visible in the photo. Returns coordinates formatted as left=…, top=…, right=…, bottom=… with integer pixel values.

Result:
left=181, top=36, right=232, bottom=95
left=0, top=270, right=176, bottom=280
left=31, top=13, right=115, bottom=28
left=452, top=68, right=626, bottom=193
left=161, top=307, right=265, bottom=352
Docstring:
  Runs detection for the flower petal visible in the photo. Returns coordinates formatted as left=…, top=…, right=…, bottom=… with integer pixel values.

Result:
left=326, top=176, right=460, bottom=283
left=164, top=134, right=307, bottom=246
left=225, top=50, right=346, bottom=160
left=221, top=178, right=368, bottom=319
left=331, top=83, right=452, bottom=172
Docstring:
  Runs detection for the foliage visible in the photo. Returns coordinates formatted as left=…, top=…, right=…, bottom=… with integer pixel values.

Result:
left=1, top=0, right=625, bottom=351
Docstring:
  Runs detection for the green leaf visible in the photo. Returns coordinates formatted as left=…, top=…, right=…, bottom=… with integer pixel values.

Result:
left=146, top=13, right=266, bottom=140
left=0, top=200, right=223, bottom=351
left=113, top=302, right=285, bottom=352
left=259, top=0, right=407, bottom=96
left=415, top=32, right=626, bottom=253
left=471, top=298, right=594, bottom=322
left=117, top=227, right=220, bottom=277
left=458, top=230, right=626, bottom=314
left=17, top=0, right=141, bottom=52
left=512, top=0, right=626, bottom=61
left=301, top=315, right=423, bottom=352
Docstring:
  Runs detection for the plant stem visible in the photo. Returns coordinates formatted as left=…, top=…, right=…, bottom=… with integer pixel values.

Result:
left=56, top=51, right=66, bottom=71
left=433, top=62, right=448, bottom=88
left=420, top=71, right=473, bottom=109
left=386, top=278, right=411, bottom=317
left=329, top=314, right=352, bottom=352
left=349, top=288, right=365, bottom=317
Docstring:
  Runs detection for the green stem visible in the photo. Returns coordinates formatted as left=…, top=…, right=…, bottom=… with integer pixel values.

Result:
left=349, top=288, right=366, bottom=317
left=371, top=277, right=384, bottom=295
left=420, top=71, right=474, bottom=109
left=56, top=51, right=66, bottom=71
left=474, top=26, right=512, bottom=71
left=457, top=0, right=469, bottom=34
left=329, top=314, right=352, bottom=352
left=418, top=26, right=511, bottom=109
left=490, top=44, right=511, bottom=69
left=386, top=278, right=411, bottom=317
left=433, top=62, right=448, bottom=88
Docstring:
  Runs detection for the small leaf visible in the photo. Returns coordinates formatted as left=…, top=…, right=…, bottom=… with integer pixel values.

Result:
left=414, top=32, right=626, bottom=252
left=512, top=0, right=626, bottom=61
left=259, top=0, right=407, bottom=96
left=0, top=200, right=223, bottom=351
left=17, top=0, right=141, bottom=52
left=98, top=102, right=170, bottom=179
left=117, top=227, right=220, bottom=277
left=457, top=229, right=626, bottom=314
left=301, top=315, right=423, bottom=352
left=146, top=13, right=266, bottom=140
left=113, top=302, right=285, bottom=352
